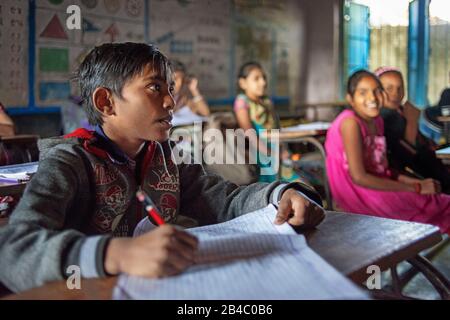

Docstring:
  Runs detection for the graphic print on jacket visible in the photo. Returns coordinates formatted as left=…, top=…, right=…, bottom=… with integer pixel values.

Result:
left=64, top=129, right=180, bottom=236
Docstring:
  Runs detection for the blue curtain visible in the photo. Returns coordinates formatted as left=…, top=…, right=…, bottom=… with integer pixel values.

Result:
left=408, top=0, right=430, bottom=108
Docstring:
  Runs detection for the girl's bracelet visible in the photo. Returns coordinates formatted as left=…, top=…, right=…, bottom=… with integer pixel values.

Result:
left=414, top=182, right=421, bottom=194
left=192, top=95, right=204, bottom=103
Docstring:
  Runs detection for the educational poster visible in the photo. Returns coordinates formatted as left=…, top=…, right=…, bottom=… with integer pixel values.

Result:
left=149, top=0, right=296, bottom=99
left=149, top=0, right=231, bottom=98
left=0, top=0, right=29, bottom=107
left=233, top=0, right=293, bottom=97
left=35, top=0, right=146, bottom=105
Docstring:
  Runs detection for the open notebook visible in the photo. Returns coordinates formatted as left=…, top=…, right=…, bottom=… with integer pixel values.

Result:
left=113, top=205, right=368, bottom=300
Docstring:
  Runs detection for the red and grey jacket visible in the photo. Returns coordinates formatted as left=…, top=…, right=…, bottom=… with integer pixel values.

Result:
left=64, top=127, right=181, bottom=236
left=0, top=127, right=322, bottom=292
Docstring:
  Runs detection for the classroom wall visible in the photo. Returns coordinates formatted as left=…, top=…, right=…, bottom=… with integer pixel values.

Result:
left=298, top=0, right=343, bottom=120
left=1, top=0, right=343, bottom=136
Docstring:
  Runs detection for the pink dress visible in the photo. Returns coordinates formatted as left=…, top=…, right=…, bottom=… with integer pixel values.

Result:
left=325, top=109, right=450, bottom=233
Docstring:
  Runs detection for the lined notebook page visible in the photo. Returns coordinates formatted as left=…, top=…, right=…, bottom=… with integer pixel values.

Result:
left=114, top=205, right=367, bottom=300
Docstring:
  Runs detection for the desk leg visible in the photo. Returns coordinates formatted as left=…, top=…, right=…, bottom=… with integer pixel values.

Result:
left=283, top=137, right=333, bottom=210
left=406, top=255, right=450, bottom=300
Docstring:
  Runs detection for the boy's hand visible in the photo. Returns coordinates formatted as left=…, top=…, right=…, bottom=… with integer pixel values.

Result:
left=105, top=225, right=198, bottom=278
left=274, top=189, right=325, bottom=228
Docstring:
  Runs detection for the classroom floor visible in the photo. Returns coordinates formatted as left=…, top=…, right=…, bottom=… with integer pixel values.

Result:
left=381, top=237, right=450, bottom=300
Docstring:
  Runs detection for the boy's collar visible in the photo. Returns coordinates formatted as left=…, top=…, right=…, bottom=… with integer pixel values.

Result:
left=94, top=125, right=145, bottom=165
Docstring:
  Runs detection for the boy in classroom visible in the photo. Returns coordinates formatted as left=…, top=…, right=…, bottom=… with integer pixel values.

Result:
left=325, top=70, right=450, bottom=234
left=0, top=43, right=325, bottom=293
left=374, top=66, right=450, bottom=193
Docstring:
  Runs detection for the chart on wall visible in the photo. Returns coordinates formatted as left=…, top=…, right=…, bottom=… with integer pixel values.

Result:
left=149, top=0, right=296, bottom=99
left=0, top=0, right=29, bottom=107
left=149, top=0, right=231, bottom=98
left=36, top=0, right=146, bottom=105
left=233, top=0, right=294, bottom=97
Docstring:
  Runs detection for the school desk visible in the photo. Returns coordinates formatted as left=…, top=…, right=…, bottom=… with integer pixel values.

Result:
left=2, top=210, right=445, bottom=300
left=0, top=161, right=38, bottom=197
left=436, top=146, right=450, bottom=160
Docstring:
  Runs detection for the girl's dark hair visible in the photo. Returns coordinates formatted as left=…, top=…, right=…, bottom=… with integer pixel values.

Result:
left=237, top=61, right=266, bottom=93
left=347, top=69, right=383, bottom=97
left=170, top=60, right=186, bottom=74
left=237, top=61, right=264, bottom=79
left=77, top=42, right=172, bottom=126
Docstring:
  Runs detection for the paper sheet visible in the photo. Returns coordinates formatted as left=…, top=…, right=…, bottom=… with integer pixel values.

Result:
left=172, top=106, right=208, bottom=127
left=436, top=146, right=450, bottom=155
left=282, top=122, right=331, bottom=132
left=114, top=205, right=368, bottom=300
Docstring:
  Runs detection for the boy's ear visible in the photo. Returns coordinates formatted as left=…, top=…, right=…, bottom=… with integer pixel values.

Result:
left=92, top=87, right=115, bottom=116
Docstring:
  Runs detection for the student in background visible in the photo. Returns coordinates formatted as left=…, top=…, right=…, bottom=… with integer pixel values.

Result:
left=437, top=71, right=450, bottom=107
left=233, top=62, right=302, bottom=183
left=375, top=66, right=450, bottom=193
left=0, top=102, right=15, bottom=136
left=171, top=60, right=210, bottom=124
left=0, top=43, right=325, bottom=292
left=325, top=70, right=450, bottom=233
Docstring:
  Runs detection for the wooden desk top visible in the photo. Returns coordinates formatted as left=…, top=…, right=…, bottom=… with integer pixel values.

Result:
left=0, top=181, right=28, bottom=197
left=0, top=217, right=8, bottom=227
left=0, top=134, right=39, bottom=144
left=3, top=211, right=442, bottom=300
left=261, top=129, right=326, bottom=140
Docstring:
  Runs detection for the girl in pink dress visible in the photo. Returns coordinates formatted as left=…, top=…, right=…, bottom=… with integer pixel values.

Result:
left=325, top=70, right=450, bottom=234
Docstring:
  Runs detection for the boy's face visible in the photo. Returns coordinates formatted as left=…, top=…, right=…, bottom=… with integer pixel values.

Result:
left=108, top=64, right=175, bottom=143
left=380, top=72, right=404, bottom=110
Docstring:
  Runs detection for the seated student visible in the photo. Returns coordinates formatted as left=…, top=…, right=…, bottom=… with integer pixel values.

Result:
left=325, top=70, right=450, bottom=234
left=0, top=101, right=15, bottom=137
left=171, top=60, right=210, bottom=126
left=233, top=62, right=305, bottom=183
left=0, top=43, right=325, bottom=292
left=374, top=66, right=450, bottom=193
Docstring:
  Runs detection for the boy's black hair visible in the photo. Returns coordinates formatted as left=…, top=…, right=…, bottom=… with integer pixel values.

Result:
left=347, top=69, right=383, bottom=97
left=77, top=42, right=172, bottom=126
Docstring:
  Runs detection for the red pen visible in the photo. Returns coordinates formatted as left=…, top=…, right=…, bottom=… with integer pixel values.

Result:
left=136, top=189, right=165, bottom=225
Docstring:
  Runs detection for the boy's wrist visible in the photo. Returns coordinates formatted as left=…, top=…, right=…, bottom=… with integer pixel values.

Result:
left=104, top=238, right=126, bottom=276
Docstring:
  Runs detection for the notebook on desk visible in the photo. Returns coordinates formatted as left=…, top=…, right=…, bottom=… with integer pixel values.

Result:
left=281, top=121, right=331, bottom=132
left=436, top=146, right=450, bottom=155
left=0, top=162, right=38, bottom=183
left=113, top=205, right=368, bottom=300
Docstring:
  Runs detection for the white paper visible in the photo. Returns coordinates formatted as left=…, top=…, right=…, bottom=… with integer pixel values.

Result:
left=172, top=106, right=208, bottom=127
left=436, top=146, right=450, bottom=155
left=282, top=122, right=331, bottom=132
left=113, top=205, right=367, bottom=300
